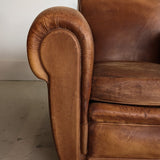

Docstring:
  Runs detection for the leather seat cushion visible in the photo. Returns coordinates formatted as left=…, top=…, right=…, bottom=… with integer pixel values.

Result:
left=88, top=103, right=160, bottom=158
left=89, top=103, right=160, bottom=125
left=88, top=122, right=160, bottom=158
left=91, top=62, right=160, bottom=106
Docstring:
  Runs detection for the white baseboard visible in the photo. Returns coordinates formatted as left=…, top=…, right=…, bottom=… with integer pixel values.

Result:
left=0, top=61, right=38, bottom=80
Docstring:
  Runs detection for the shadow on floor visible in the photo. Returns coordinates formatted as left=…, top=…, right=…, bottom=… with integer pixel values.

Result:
left=0, top=81, right=59, bottom=160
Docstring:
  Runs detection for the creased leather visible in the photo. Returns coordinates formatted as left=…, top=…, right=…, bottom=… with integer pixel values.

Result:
left=89, top=103, right=160, bottom=124
left=91, top=62, right=160, bottom=106
left=88, top=123, right=160, bottom=158
left=27, top=6, right=94, bottom=155
left=80, top=0, right=160, bottom=63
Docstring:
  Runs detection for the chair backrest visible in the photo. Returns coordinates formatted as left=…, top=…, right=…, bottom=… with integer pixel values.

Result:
left=79, top=0, right=160, bottom=63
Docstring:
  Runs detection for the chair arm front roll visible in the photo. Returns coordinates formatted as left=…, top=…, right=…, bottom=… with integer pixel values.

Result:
left=27, top=7, right=94, bottom=159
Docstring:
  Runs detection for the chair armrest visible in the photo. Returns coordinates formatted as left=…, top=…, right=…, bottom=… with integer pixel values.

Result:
left=27, top=7, right=94, bottom=82
left=27, top=7, right=94, bottom=158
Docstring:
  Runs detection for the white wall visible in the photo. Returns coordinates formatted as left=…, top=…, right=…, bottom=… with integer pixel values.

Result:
left=0, top=0, right=77, bottom=80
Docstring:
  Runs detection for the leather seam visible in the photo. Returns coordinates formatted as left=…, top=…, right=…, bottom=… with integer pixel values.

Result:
left=89, top=121, right=160, bottom=126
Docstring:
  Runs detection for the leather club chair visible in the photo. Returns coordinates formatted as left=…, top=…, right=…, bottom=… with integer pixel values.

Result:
left=27, top=0, right=160, bottom=159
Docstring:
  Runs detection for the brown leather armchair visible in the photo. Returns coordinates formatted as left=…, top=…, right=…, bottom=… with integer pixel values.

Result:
left=27, top=0, right=160, bottom=159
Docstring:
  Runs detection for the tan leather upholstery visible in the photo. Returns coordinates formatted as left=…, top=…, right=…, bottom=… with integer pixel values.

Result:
left=88, top=123, right=160, bottom=158
left=40, top=29, right=81, bottom=160
left=27, top=1, right=160, bottom=160
left=27, top=7, right=94, bottom=159
left=88, top=158, right=160, bottom=160
left=79, top=0, right=160, bottom=63
left=89, top=103, right=160, bottom=125
left=89, top=103, right=160, bottom=158
left=91, top=62, right=160, bottom=106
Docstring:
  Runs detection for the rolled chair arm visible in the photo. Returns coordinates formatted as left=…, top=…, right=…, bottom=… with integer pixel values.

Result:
left=27, top=7, right=94, bottom=159
left=27, top=7, right=94, bottom=82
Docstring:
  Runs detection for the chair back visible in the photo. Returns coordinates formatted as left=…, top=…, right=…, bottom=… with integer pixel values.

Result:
left=79, top=0, right=160, bottom=63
